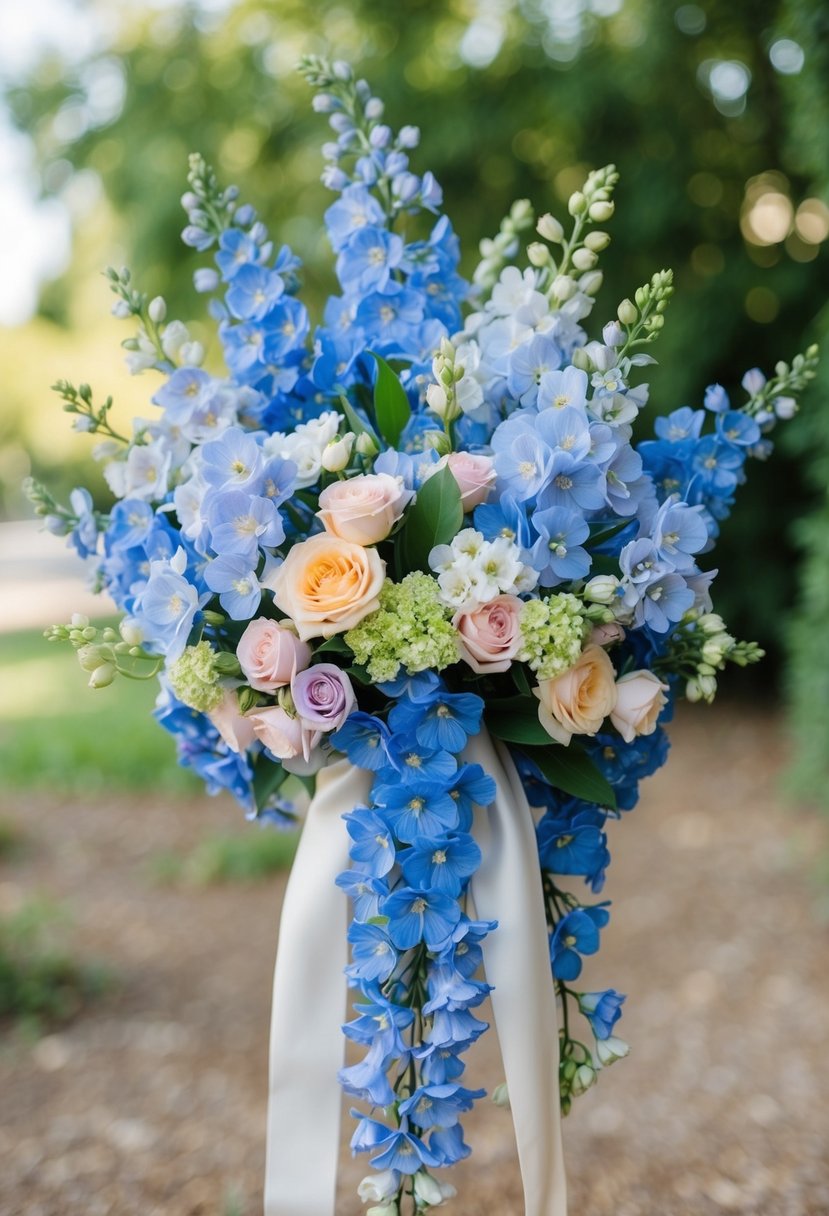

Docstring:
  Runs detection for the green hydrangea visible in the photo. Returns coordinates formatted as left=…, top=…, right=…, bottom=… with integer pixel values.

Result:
left=168, top=640, right=227, bottom=712
left=518, top=593, right=587, bottom=680
left=345, top=573, right=459, bottom=683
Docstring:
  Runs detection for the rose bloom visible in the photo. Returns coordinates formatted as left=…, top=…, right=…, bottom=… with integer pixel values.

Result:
left=247, top=705, right=319, bottom=761
left=436, top=451, right=496, bottom=511
left=534, top=644, right=618, bottom=746
left=610, top=669, right=668, bottom=743
left=317, top=472, right=411, bottom=545
left=291, top=663, right=355, bottom=733
left=236, top=618, right=311, bottom=692
left=207, top=689, right=257, bottom=754
left=454, top=594, right=522, bottom=674
left=266, top=534, right=386, bottom=640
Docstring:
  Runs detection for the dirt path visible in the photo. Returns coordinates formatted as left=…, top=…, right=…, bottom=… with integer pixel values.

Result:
left=1, top=706, right=827, bottom=1215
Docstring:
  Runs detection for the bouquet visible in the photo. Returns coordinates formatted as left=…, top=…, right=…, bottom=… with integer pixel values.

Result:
left=28, top=56, right=818, bottom=1216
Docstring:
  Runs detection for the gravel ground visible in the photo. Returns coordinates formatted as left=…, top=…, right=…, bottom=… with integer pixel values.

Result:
left=1, top=704, right=828, bottom=1215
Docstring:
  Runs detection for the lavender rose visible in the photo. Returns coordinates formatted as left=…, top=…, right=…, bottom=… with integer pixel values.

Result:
left=291, top=663, right=355, bottom=733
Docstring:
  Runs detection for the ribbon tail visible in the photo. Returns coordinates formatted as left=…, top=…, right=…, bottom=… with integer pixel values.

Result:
left=466, top=730, right=568, bottom=1216
left=264, top=759, right=373, bottom=1216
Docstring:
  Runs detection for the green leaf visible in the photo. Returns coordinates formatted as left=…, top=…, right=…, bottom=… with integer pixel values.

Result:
left=524, top=744, right=617, bottom=809
left=338, top=393, right=380, bottom=448
left=512, top=663, right=532, bottom=697
left=487, top=698, right=551, bottom=746
left=399, top=465, right=463, bottom=574
left=315, top=635, right=353, bottom=656
left=369, top=351, right=411, bottom=447
left=253, top=757, right=289, bottom=814
left=587, top=518, right=631, bottom=548
left=345, top=664, right=372, bottom=685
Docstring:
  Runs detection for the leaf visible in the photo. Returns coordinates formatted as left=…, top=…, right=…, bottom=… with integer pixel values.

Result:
left=369, top=351, right=411, bottom=447
left=399, top=465, right=463, bottom=574
left=511, top=663, right=533, bottom=697
left=338, top=393, right=380, bottom=448
left=487, top=699, right=551, bottom=746
left=524, top=745, right=617, bottom=809
left=345, top=664, right=372, bottom=685
left=316, top=635, right=353, bottom=656
left=253, top=757, right=289, bottom=814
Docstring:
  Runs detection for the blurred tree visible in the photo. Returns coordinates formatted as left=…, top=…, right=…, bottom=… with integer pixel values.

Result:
left=4, top=0, right=827, bottom=668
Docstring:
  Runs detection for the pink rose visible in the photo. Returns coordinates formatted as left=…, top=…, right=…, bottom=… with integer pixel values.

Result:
left=454, top=595, right=523, bottom=674
left=236, top=618, right=311, bottom=693
left=534, top=644, right=618, bottom=746
left=317, top=473, right=412, bottom=545
left=247, top=705, right=319, bottom=762
left=435, top=452, right=496, bottom=511
left=609, top=670, right=668, bottom=743
left=207, top=690, right=257, bottom=754
left=589, top=621, right=626, bottom=649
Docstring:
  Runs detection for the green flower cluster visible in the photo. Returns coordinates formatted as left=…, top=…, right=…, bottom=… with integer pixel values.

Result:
left=518, top=593, right=586, bottom=680
left=168, top=640, right=239, bottom=712
left=345, top=573, right=459, bottom=683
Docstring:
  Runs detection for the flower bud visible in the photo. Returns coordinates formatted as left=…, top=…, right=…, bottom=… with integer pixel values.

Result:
left=602, top=321, right=624, bottom=347
left=321, top=432, right=355, bottom=472
left=589, top=200, right=615, bottom=222
left=572, top=247, right=598, bottom=271
left=568, top=191, right=587, bottom=216
left=358, top=1170, right=399, bottom=1203
left=526, top=241, right=551, bottom=268
left=571, top=1063, right=597, bottom=1095
left=595, top=1035, right=629, bottom=1066
left=617, top=298, right=638, bottom=326
left=426, top=383, right=449, bottom=418
left=537, top=213, right=564, bottom=243
left=697, top=673, right=717, bottom=700
left=701, top=640, right=724, bottom=666
left=686, top=677, right=703, bottom=703
left=584, top=230, right=611, bottom=252
left=71, top=613, right=90, bottom=628
left=77, top=643, right=105, bottom=672
left=89, top=662, right=116, bottom=689
left=698, top=612, right=725, bottom=635
left=355, top=431, right=379, bottom=458
left=584, top=574, right=621, bottom=605
left=148, top=296, right=167, bottom=323
left=492, top=1082, right=510, bottom=1109
left=179, top=340, right=205, bottom=367
left=424, top=430, right=452, bottom=457
left=571, top=346, right=592, bottom=371
left=119, top=620, right=144, bottom=646
left=552, top=274, right=577, bottom=301
left=579, top=270, right=603, bottom=296
left=774, top=395, right=797, bottom=420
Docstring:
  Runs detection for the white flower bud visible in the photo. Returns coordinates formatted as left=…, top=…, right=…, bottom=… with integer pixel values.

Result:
left=617, top=298, right=638, bottom=325
left=774, top=395, right=797, bottom=420
left=119, top=620, right=144, bottom=646
left=584, top=230, right=611, bottom=252
left=589, top=200, right=615, bottom=222
left=526, top=241, right=551, bottom=267
left=595, top=1035, right=629, bottom=1066
left=583, top=574, right=621, bottom=605
left=697, top=673, right=717, bottom=700
left=426, top=382, right=450, bottom=418
left=579, top=270, right=603, bottom=296
left=686, top=677, right=703, bottom=703
left=572, top=247, right=598, bottom=271
left=414, top=1172, right=456, bottom=1206
left=536, top=213, right=564, bottom=243
left=698, top=612, right=726, bottom=635
left=77, top=644, right=105, bottom=672
left=148, top=296, right=167, bottom=323
left=160, top=320, right=190, bottom=360
left=701, top=640, right=724, bottom=666
left=552, top=274, right=577, bottom=301
left=355, top=431, right=379, bottom=458
left=424, top=430, right=452, bottom=456
left=568, top=191, right=587, bottom=216
left=358, top=1170, right=399, bottom=1202
left=70, top=613, right=90, bottom=628
left=178, top=340, right=205, bottom=367
left=321, top=432, right=355, bottom=472
left=571, top=1063, right=597, bottom=1095
left=366, top=1205, right=397, bottom=1216
left=89, top=662, right=116, bottom=689
left=111, top=300, right=131, bottom=319
left=492, top=1081, right=510, bottom=1109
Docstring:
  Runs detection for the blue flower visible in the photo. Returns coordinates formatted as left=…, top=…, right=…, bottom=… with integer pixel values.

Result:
left=370, top=1123, right=441, bottom=1174
left=550, top=905, right=610, bottom=980
left=537, top=365, right=588, bottom=412
left=654, top=406, right=705, bottom=442
left=337, top=226, right=404, bottom=292
left=335, top=871, right=387, bottom=921
left=215, top=228, right=261, bottom=280
left=428, top=1123, right=472, bottom=1165
left=530, top=506, right=591, bottom=585
left=206, top=490, right=285, bottom=558
left=715, top=410, right=761, bottom=448
left=373, top=781, right=459, bottom=842
left=339, top=1037, right=396, bottom=1106
left=447, top=765, right=497, bottom=829
left=506, top=334, right=563, bottom=404
left=68, top=488, right=99, bottom=559
left=414, top=692, right=484, bottom=753
left=537, top=815, right=609, bottom=879
left=201, top=427, right=264, bottom=491
left=651, top=498, right=708, bottom=572
left=381, top=886, right=461, bottom=950
left=202, top=553, right=262, bottom=619
left=703, top=384, right=730, bottom=413
left=331, top=712, right=392, bottom=771
left=324, top=185, right=386, bottom=252
left=579, top=988, right=626, bottom=1040
left=422, top=962, right=489, bottom=1014
left=536, top=451, right=606, bottom=512
left=225, top=265, right=285, bottom=321
left=132, top=551, right=205, bottom=661
left=346, top=922, right=397, bottom=983
left=401, top=833, right=481, bottom=897
left=106, top=499, right=155, bottom=551
left=385, top=740, right=458, bottom=786
left=474, top=494, right=533, bottom=548
left=152, top=367, right=213, bottom=422
left=262, top=297, right=311, bottom=362
left=417, top=1044, right=466, bottom=1085
left=399, top=1084, right=485, bottom=1130
left=344, top=809, right=396, bottom=878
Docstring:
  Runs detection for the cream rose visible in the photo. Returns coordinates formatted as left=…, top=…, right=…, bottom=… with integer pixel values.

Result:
left=207, top=690, right=257, bottom=754
left=610, top=670, right=668, bottom=743
left=246, top=705, right=319, bottom=761
left=317, top=473, right=411, bottom=545
left=454, top=594, right=522, bottom=674
left=236, top=618, right=311, bottom=692
left=266, top=534, right=386, bottom=641
left=534, top=644, right=618, bottom=746
left=434, top=451, right=496, bottom=511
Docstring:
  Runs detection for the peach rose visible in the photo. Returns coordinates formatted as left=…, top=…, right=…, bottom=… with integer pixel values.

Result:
left=266, top=534, right=386, bottom=641
left=454, top=594, right=522, bottom=674
left=207, top=689, right=257, bottom=754
left=247, top=705, right=320, bottom=761
left=317, top=472, right=411, bottom=545
left=435, top=452, right=496, bottom=511
left=534, top=644, right=618, bottom=746
left=236, top=618, right=311, bottom=692
left=610, top=670, right=668, bottom=743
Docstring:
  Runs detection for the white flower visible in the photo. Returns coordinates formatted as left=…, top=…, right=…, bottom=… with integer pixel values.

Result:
left=358, top=1170, right=399, bottom=1202
left=300, top=409, right=341, bottom=446
left=414, top=1170, right=457, bottom=1206
left=122, top=442, right=172, bottom=501
left=174, top=473, right=209, bottom=541
left=160, top=319, right=192, bottom=361
left=595, top=1035, right=630, bottom=1066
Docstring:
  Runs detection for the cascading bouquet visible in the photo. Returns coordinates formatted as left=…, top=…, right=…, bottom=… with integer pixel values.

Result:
left=28, top=56, right=817, bottom=1216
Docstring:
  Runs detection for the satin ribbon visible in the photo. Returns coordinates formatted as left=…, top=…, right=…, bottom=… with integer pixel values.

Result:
left=264, top=731, right=567, bottom=1215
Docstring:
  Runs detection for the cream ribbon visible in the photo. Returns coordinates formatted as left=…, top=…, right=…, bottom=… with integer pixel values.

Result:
left=264, top=730, right=567, bottom=1216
